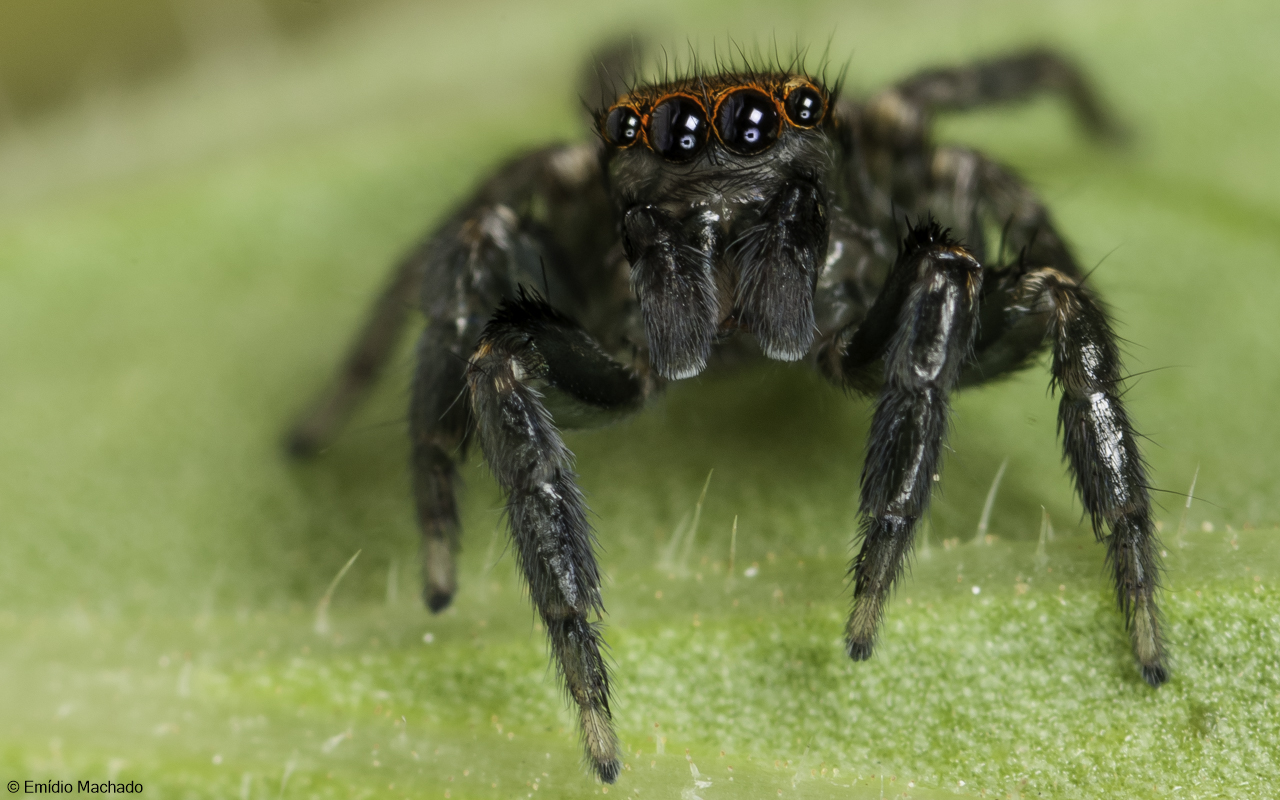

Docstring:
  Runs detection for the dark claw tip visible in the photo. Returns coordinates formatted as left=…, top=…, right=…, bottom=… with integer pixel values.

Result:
left=595, top=758, right=621, bottom=784
left=425, top=589, right=454, bottom=613
left=1141, top=663, right=1169, bottom=688
left=845, top=639, right=875, bottom=661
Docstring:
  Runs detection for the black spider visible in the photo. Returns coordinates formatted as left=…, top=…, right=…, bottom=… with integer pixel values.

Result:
left=286, top=43, right=1165, bottom=783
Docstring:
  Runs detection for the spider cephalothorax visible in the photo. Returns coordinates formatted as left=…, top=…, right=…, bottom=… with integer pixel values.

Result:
left=598, top=72, right=841, bottom=376
left=287, top=45, right=1161, bottom=784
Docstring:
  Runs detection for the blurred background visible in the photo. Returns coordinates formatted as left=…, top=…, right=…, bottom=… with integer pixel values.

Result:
left=1, top=1, right=1278, bottom=798
left=0, top=0, right=374, bottom=117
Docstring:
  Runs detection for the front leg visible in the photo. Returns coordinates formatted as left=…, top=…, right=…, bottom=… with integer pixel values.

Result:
left=467, top=290, right=647, bottom=783
left=820, top=221, right=982, bottom=659
left=901, top=146, right=1168, bottom=683
left=1015, top=268, right=1168, bottom=685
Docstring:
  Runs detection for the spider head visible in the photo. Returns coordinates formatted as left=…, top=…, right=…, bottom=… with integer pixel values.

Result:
left=596, top=73, right=839, bottom=378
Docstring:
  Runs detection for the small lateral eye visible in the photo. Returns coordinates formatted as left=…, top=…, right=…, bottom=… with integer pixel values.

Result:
left=716, top=89, right=780, bottom=155
left=604, top=106, right=643, bottom=147
left=648, top=96, right=708, bottom=161
left=784, top=86, right=825, bottom=127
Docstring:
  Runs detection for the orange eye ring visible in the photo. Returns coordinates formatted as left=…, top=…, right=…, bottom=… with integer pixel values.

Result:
left=782, top=79, right=827, bottom=128
left=602, top=104, right=644, bottom=148
left=711, top=87, right=783, bottom=156
left=647, top=93, right=710, bottom=162
left=601, top=77, right=829, bottom=156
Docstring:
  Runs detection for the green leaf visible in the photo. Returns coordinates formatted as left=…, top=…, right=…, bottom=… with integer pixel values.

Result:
left=2, top=1, right=1278, bottom=797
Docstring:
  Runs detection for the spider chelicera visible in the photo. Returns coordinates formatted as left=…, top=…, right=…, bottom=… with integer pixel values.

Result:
left=287, top=44, right=1165, bottom=782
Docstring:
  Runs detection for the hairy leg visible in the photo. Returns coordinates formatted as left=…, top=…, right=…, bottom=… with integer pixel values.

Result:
left=467, top=290, right=647, bottom=782
left=912, top=143, right=1082, bottom=381
left=928, top=145, right=1079, bottom=276
left=819, top=221, right=983, bottom=658
left=409, top=321, right=472, bottom=611
left=286, top=140, right=613, bottom=610
left=1010, top=268, right=1167, bottom=685
left=848, top=50, right=1122, bottom=230
left=901, top=147, right=1167, bottom=684
left=285, top=254, right=422, bottom=457
left=407, top=201, right=557, bottom=611
left=865, top=47, right=1124, bottom=151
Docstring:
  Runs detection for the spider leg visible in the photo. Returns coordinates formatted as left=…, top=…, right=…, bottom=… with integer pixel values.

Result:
left=467, top=290, right=647, bottom=783
left=905, top=146, right=1168, bottom=684
left=284, top=192, right=559, bottom=460
left=820, top=221, right=983, bottom=659
left=407, top=199, right=574, bottom=610
left=285, top=253, right=421, bottom=457
left=920, top=145, right=1080, bottom=382
left=282, top=212, right=494, bottom=612
left=897, top=144, right=1168, bottom=684
left=288, top=143, right=613, bottom=612
left=409, top=319, right=474, bottom=611
left=935, top=146, right=1078, bottom=275
left=866, top=47, right=1124, bottom=148
left=1011, top=268, right=1167, bottom=685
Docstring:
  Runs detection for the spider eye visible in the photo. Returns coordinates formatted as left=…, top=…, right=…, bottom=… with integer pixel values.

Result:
left=648, top=96, right=708, bottom=161
left=603, top=106, right=642, bottom=147
left=715, top=89, right=780, bottom=155
left=784, top=86, right=825, bottom=127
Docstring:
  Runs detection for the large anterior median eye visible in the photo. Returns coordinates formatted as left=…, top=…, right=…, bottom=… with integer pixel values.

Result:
left=603, top=106, right=642, bottom=147
left=715, top=89, right=780, bottom=155
left=784, top=86, right=825, bottom=127
left=648, top=96, right=708, bottom=161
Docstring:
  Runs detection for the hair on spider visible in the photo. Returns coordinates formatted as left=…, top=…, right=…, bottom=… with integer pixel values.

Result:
left=897, top=214, right=961, bottom=254
left=482, top=284, right=576, bottom=335
left=589, top=34, right=843, bottom=118
left=287, top=38, right=1169, bottom=782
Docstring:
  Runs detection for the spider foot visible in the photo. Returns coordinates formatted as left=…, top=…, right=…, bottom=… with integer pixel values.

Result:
left=844, top=587, right=887, bottom=662
left=422, top=536, right=457, bottom=613
left=581, top=705, right=621, bottom=783
left=845, top=638, right=876, bottom=661
left=1129, top=591, right=1168, bottom=687
left=424, top=590, right=453, bottom=613
left=1141, top=663, right=1169, bottom=688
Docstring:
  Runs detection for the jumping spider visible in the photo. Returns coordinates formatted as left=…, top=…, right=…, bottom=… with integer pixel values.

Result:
left=287, top=44, right=1165, bottom=782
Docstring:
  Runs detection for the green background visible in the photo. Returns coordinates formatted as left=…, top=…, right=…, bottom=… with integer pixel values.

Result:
left=1, top=0, right=1278, bottom=797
